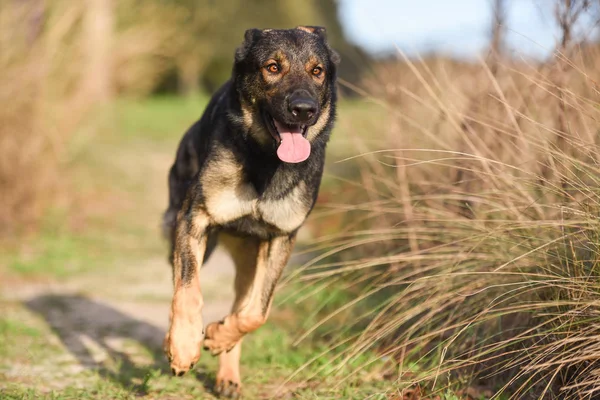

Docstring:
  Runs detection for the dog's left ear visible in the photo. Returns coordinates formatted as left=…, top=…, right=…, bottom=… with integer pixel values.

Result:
left=329, top=48, right=341, bottom=66
left=235, top=28, right=263, bottom=63
left=297, top=26, right=341, bottom=66
left=297, top=25, right=327, bottom=38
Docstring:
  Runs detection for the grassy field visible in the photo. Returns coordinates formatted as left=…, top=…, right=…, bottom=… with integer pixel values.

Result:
left=0, top=96, right=417, bottom=400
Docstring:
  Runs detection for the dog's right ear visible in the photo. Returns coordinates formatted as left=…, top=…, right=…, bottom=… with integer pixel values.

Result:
left=235, top=29, right=263, bottom=63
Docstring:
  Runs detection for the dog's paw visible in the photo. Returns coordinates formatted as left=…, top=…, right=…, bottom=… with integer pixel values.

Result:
left=164, top=318, right=203, bottom=376
left=214, top=377, right=242, bottom=399
left=203, top=321, right=238, bottom=356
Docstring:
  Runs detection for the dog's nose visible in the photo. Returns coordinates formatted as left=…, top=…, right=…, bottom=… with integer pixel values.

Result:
left=289, top=96, right=317, bottom=122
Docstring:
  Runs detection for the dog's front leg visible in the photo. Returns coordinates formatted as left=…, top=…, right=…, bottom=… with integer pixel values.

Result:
left=204, top=234, right=296, bottom=356
left=164, top=204, right=209, bottom=376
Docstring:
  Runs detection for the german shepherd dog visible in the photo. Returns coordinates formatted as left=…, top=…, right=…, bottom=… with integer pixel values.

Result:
left=162, top=26, right=339, bottom=397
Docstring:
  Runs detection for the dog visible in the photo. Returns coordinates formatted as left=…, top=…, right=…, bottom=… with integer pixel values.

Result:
left=162, top=26, right=339, bottom=398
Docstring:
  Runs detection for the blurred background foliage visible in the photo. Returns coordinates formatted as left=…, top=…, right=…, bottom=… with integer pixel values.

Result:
left=96, top=0, right=365, bottom=97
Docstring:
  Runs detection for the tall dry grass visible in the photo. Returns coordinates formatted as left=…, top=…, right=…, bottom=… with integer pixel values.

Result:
left=289, top=25, right=600, bottom=400
left=0, top=1, right=72, bottom=235
left=0, top=0, right=184, bottom=236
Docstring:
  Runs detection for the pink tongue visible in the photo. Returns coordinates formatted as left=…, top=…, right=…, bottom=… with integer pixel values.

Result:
left=274, top=121, right=311, bottom=163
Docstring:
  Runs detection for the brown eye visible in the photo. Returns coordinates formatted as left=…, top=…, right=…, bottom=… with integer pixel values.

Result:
left=312, top=66, right=323, bottom=76
left=266, top=63, right=279, bottom=73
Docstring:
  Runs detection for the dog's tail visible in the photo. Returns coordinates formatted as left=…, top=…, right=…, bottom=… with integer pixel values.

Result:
left=162, top=208, right=177, bottom=266
left=162, top=208, right=177, bottom=240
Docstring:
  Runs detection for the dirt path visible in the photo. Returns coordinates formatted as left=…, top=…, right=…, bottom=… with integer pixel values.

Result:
left=0, top=248, right=236, bottom=391
left=3, top=248, right=236, bottom=324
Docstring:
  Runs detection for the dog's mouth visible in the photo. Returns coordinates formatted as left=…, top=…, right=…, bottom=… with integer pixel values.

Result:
left=265, top=115, right=310, bottom=163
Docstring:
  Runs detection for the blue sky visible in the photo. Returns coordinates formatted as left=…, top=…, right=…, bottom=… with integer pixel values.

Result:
left=338, top=0, right=599, bottom=59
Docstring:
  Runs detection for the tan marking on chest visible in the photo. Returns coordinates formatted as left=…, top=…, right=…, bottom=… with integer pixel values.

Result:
left=258, top=182, right=310, bottom=232
left=202, top=152, right=259, bottom=224
left=202, top=152, right=310, bottom=231
left=206, top=183, right=258, bottom=224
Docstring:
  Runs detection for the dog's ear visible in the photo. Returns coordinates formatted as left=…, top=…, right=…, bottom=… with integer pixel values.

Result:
left=296, top=26, right=327, bottom=38
left=235, top=28, right=263, bottom=62
left=296, top=26, right=340, bottom=65
left=329, top=49, right=341, bottom=66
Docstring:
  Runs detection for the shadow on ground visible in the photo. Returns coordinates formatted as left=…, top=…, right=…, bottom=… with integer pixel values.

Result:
left=24, top=294, right=214, bottom=394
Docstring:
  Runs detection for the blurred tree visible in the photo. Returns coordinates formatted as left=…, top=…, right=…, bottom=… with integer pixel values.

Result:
left=487, top=0, right=506, bottom=75
left=113, top=0, right=182, bottom=95
left=166, top=0, right=238, bottom=96
left=83, top=0, right=113, bottom=102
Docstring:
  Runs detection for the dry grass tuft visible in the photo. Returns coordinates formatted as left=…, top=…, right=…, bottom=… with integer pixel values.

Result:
left=292, top=28, right=600, bottom=400
left=0, top=1, right=67, bottom=235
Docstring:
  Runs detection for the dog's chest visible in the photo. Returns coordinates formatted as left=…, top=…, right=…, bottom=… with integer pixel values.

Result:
left=204, top=180, right=310, bottom=233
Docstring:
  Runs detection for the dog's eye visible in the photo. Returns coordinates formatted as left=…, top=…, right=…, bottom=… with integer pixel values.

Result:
left=312, top=67, right=323, bottom=76
left=266, top=63, right=280, bottom=73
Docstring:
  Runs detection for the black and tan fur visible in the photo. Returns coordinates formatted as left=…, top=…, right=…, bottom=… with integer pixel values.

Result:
left=162, top=26, right=339, bottom=398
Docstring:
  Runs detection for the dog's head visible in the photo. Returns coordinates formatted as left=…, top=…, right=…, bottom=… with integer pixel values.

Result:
left=232, top=26, right=340, bottom=163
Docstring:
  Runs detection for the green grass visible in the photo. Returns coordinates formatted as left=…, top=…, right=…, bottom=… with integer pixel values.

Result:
left=112, top=95, right=210, bottom=143
left=5, top=214, right=116, bottom=278
left=0, top=318, right=41, bottom=339
left=2, top=204, right=165, bottom=279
